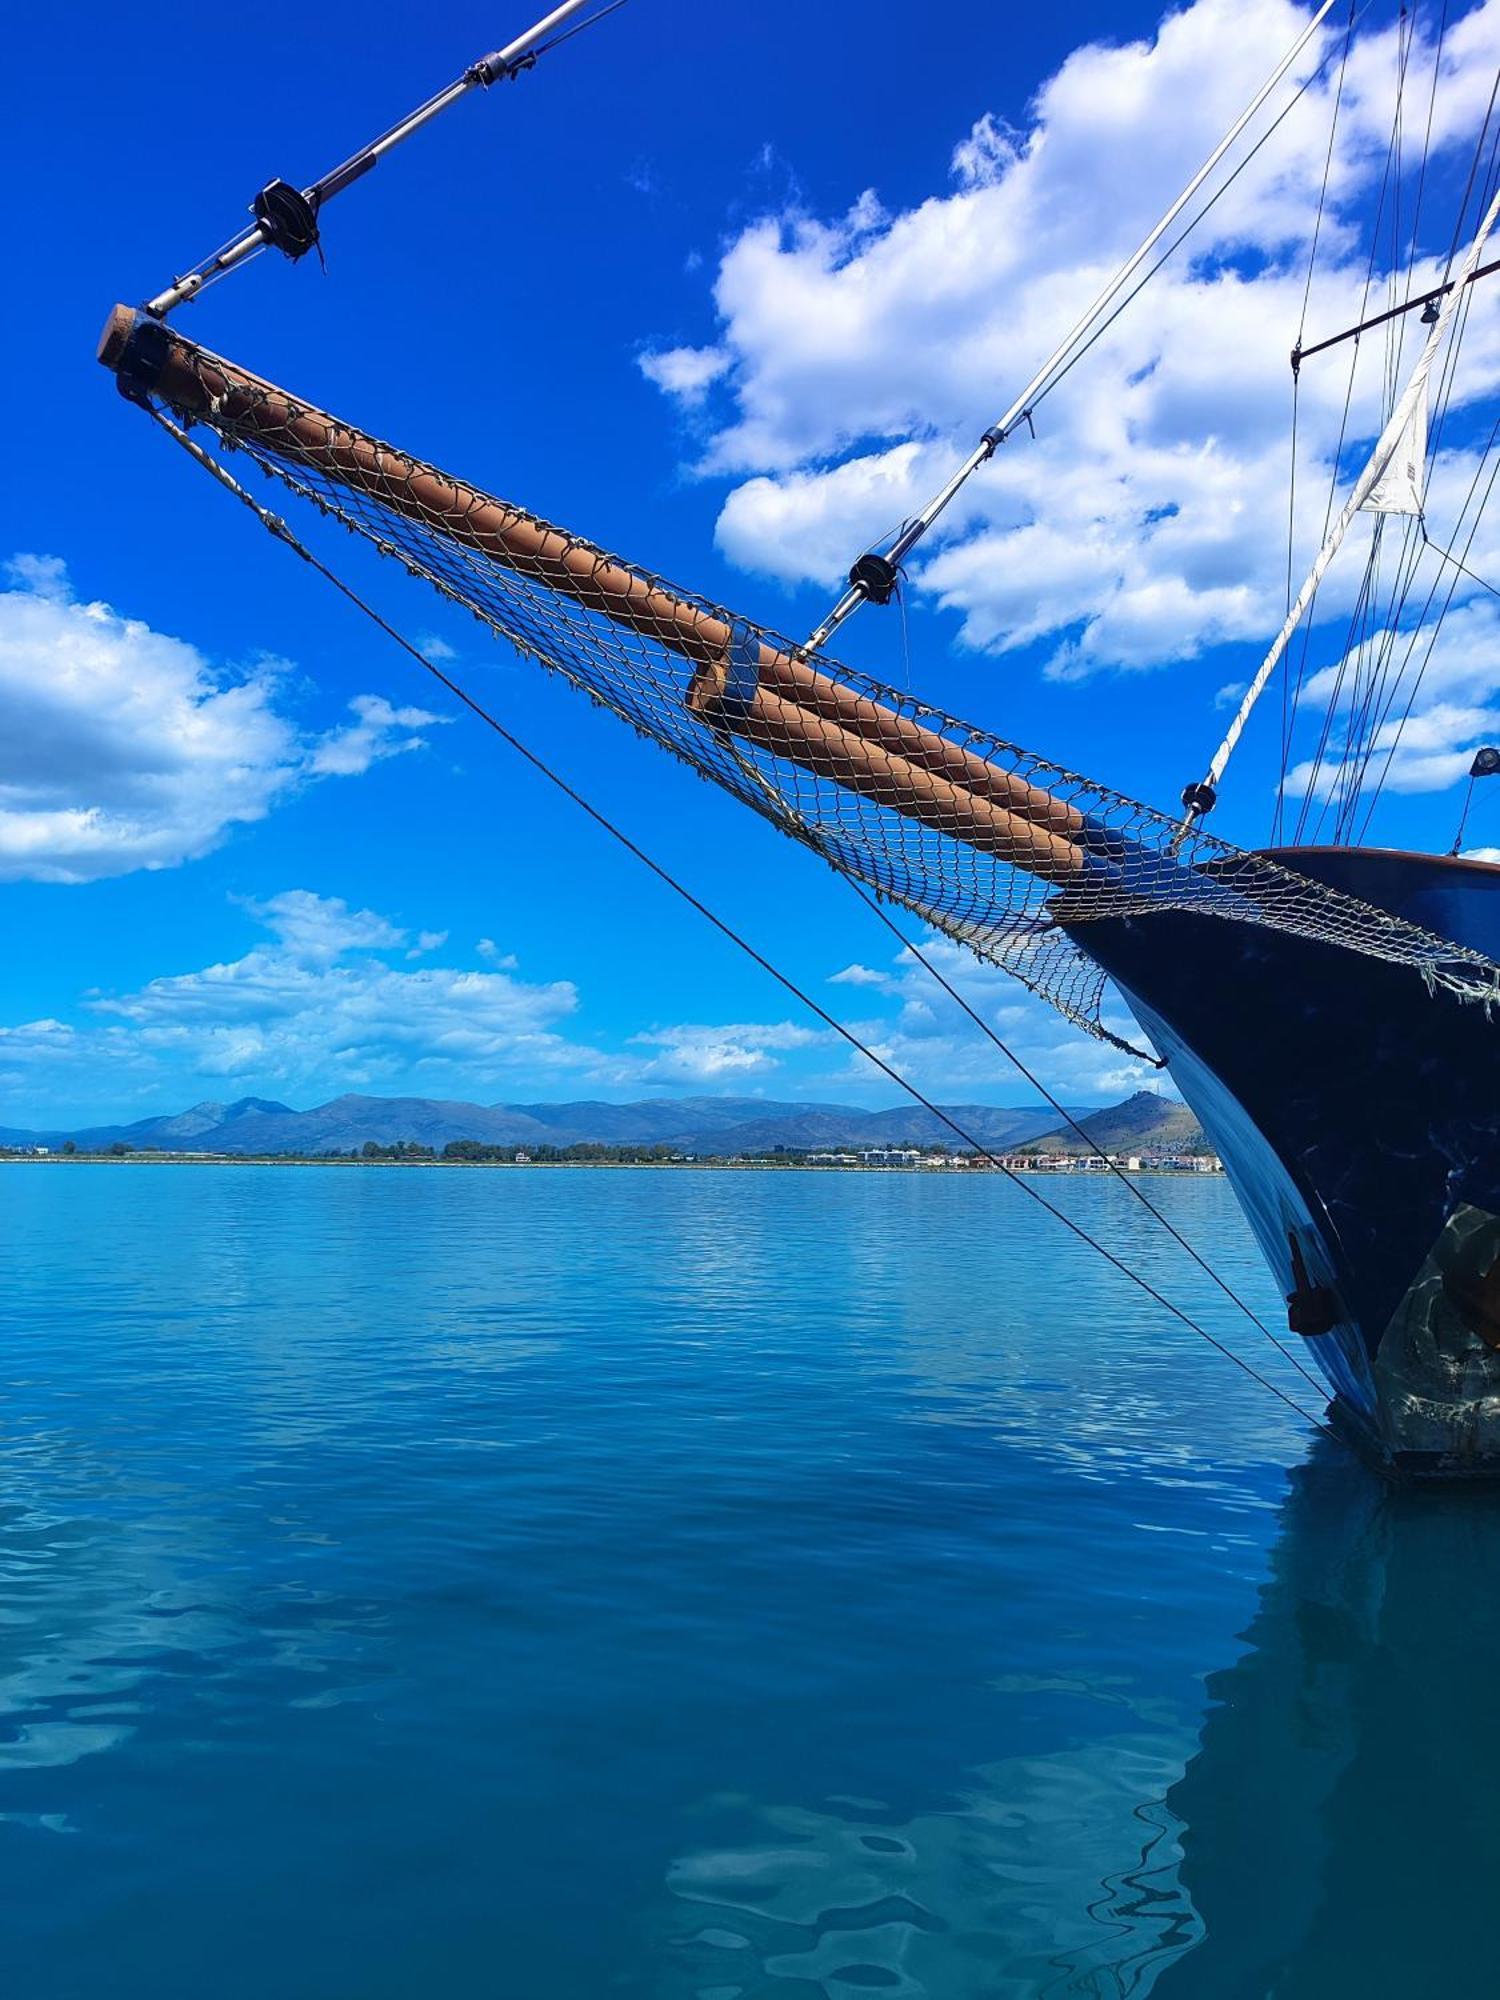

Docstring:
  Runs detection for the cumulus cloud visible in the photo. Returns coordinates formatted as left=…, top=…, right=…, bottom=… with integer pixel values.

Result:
left=1279, top=589, right=1500, bottom=816
left=641, top=0, right=1500, bottom=742
left=829, top=961, right=894, bottom=988
left=822, top=937, right=1164, bottom=1103
left=628, top=1020, right=821, bottom=1082
left=0, top=899, right=823, bottom=1105
left=1285, top=699, right=1500, bottom=809
left=0, top=561, right=446, bottom=884
left=80, top=891, right=595, bottom=1093
left=638, top=345, right=731, bottom=405
left=0, top=1018, right=79, bottom=1099
left=304, top=694, right=444, bottom=778
left=239, top=890, right=408, bottom=964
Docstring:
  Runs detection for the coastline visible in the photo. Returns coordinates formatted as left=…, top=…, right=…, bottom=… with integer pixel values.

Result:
left=0, top=1154, right=1223, bottom=1176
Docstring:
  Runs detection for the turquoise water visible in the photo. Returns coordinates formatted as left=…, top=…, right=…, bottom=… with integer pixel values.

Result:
left=0, top=1164, right=1492, bottom=1997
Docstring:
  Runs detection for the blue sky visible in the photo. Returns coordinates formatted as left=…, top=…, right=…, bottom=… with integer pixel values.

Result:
left=4, top=0, right=1499, bottom=1123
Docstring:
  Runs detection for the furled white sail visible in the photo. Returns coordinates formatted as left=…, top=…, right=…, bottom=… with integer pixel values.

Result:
left=1361, top=384, right=1428, bottom=516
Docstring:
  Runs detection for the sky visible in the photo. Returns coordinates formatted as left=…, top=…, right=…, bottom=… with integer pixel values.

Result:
left=3, top=0, right=1499, bottom=1125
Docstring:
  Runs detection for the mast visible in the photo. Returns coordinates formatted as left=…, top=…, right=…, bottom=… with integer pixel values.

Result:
left=145, top=1, right=606, bottom=318
left=1182, top=180, right=1500, bottom=830
left=801, top=0, right=1341, bottom=657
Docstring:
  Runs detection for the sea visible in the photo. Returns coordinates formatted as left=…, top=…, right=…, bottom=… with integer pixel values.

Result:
left=0, top=1162, right=1492, bottom=1998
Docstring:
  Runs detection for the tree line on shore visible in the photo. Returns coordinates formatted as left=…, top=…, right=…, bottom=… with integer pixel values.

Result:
left=3, top=1136, right=964, bottom=1165
left=2, top=1138, right=722, bottom=1164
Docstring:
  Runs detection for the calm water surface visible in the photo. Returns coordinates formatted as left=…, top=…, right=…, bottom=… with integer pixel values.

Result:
left=0, top=1164, right=1493, bottom=1997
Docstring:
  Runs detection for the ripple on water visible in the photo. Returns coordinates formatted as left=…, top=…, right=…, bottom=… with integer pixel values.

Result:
left=0, top=1165, right=1358, bottom=1998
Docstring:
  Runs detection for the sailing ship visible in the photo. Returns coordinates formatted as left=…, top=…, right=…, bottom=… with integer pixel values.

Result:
left=95, top=0, right=1500, bottom=1476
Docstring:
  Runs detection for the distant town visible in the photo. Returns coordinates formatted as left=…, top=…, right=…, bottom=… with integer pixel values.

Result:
left=2, top=1137, right=1224, bottom=1175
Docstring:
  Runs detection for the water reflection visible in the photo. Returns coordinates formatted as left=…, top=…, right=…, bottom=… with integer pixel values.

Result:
left=4, top=1169, right=1478, bottom=1994
left=661, top=1441, right=1500, bottom=1997
left=1156, top=1440, right=1500, bottom=1999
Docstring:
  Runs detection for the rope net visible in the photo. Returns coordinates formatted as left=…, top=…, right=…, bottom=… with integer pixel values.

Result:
left=116, top=319, right=1500, bottom=1047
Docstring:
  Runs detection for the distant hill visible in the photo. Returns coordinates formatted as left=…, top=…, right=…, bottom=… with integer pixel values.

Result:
left=1028, top=1091, right=1205, bottom=1156
left=0, top=1092, right=1088, bottom=1158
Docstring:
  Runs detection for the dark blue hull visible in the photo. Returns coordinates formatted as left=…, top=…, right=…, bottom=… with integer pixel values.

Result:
left=1065, top=848, right=1500, bottom=1477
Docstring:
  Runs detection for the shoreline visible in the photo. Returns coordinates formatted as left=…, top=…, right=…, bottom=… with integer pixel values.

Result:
left=0, top=1154, right=1223, bottom=1177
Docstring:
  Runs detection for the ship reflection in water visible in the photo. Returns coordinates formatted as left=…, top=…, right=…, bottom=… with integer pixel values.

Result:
left=662, top=1441, right=1498, bottom=1998
left=1156, top=1441, right=1499, bottom=1999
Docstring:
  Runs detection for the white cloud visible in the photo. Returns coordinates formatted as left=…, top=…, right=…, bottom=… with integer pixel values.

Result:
left=81, top=891, right=595, bottom=1093
left=643, top=0, right=1500, bottom=712
left=638, top=345, right=731, bottom=405
left=628, top=1020, right=821, bottom=1083
left=821, top=935, right=1165, bottom=1102
left=6, top=553, right=70, bottom=600
left=1280, top=593, right=1500, bottom=810
left=618, top=943, right=1163, bottom=1102
left=1285, top=699, right=1500, bottom=807
left=239, top=889, right=408, bottom=964
left=0, top=1018, right=80, bottom=1100
left=304, top=694, right=446, bottom=778
left=951, top=114, right=1020, bottom=190
left=2, top=898, right=828, bottom=1106
left=0, top=1018, right=75, bottom=1051
left=0, top=561, right=446, bottom=884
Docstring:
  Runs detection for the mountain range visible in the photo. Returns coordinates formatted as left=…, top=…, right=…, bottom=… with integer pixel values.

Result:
left=0, top=1090, right=1204, bottom=1157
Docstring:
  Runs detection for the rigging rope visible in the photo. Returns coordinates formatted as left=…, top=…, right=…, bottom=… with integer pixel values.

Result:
left=832, top=878, right=1332, bottom=1403
left=1402, top=0, right=1450, bottom=324
left=1451, top=766, right=1484, bottom=854
left=1338, top=114, right=1500, bottom=833
left=1280, top=0, right=1447, bottom=833
left=804, top=0, right=1351, bottom=654
left=1357, top=427, right=1500, bottom=834
left=701, top=718, right=1330, bottom=1399
left=1421, top=515, right=1500, bottom=601
left=1309, top=87, right=1500, bottom=847
left=1205, top=175, right=1500, bottom=828
left=1316, top=48, right=1500, bottom=837
left=1279, top=0, right=1358, bottom=842
left=143, top=403, right=1341, bottom=1442
left=1008, top=8, right=1367, bottom=431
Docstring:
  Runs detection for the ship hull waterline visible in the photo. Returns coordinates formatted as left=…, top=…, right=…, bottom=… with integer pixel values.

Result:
left=1064, top=846, right=1500, bottom=1479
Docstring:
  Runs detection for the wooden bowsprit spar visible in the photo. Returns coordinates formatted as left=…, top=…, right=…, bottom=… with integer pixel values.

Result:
left=97, top=301, right=1500, bottom=1039
left=98, top=306, right=1098, bottom=887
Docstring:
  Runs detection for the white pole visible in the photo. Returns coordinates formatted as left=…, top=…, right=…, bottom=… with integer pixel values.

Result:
left=1187, top=180, right=1500, bottom=823
left=803, top=0, right=1341, bottom=655
left=145, top=0, right=598, bottom=317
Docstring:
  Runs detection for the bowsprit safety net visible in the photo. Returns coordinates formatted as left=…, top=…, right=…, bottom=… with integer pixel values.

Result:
left=106, top=313, right=1500, bottom=1050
